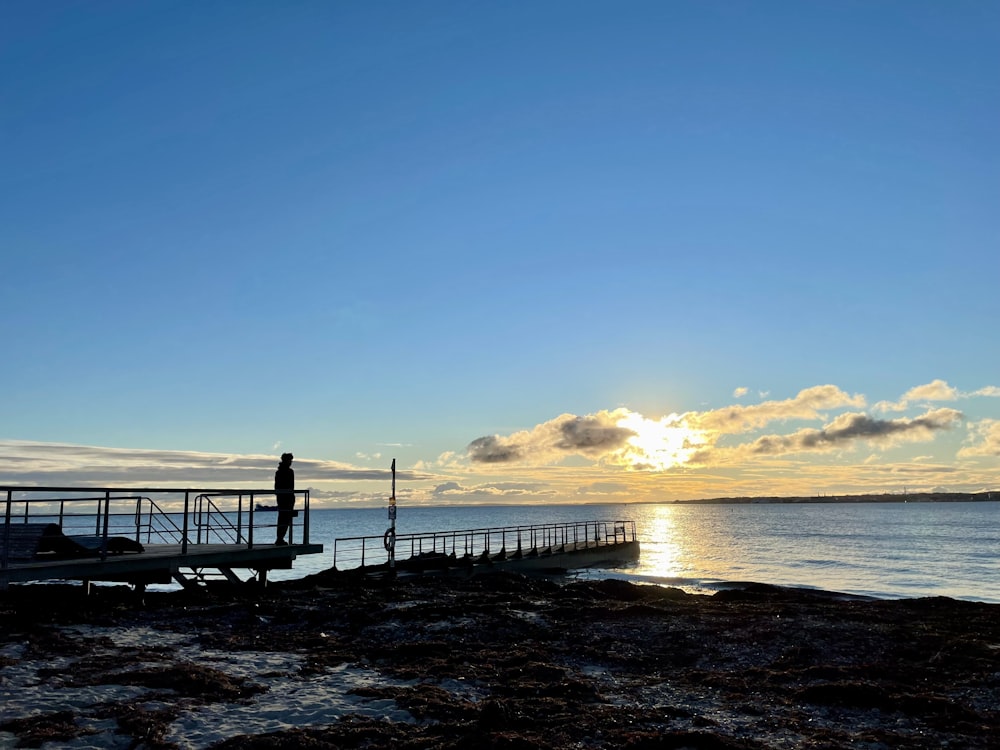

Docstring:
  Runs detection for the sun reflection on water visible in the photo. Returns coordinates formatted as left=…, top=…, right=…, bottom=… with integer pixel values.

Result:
left=636, top=504, right=686, bottom=580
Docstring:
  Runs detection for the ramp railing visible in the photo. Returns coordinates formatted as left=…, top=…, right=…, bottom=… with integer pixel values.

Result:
left=332, top=519, right=637, bottom=571
left=1, top=486, right=311, bottom=571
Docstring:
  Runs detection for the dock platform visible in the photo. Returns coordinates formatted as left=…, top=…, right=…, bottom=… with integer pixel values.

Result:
left=1, top=486, right=323, bottom=591
left=331, top=520, right=640, bottom=577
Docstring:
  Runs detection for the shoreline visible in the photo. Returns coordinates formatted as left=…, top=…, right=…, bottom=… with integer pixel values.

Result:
left=1, top=572, right=998, bottom=748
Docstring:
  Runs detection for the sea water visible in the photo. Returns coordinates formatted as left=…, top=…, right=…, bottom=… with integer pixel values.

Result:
left=275, top=501, right=999, bottom=603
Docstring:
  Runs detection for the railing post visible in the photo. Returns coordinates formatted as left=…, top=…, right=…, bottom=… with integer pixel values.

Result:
left=182, top=491, right=190, bottom=554
left=2, top=490, right=12, bottom=573
left=248, top=492, right=255, bottom=549
left=133, top=497, right=141, bottom=543
left=236, top=494, right=243, bottom=544
left=100, top=491, right=111, bottom=561
left=303, top=490, right=310, bottom=545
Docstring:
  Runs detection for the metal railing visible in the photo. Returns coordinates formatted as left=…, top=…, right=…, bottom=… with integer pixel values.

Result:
left=1, top=486, right=311, bottom=570
left=332, top=519, right=637, bottom=570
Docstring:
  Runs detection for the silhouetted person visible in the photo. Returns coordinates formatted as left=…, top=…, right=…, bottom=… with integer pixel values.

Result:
left=274, top=452, right=294, bottom=545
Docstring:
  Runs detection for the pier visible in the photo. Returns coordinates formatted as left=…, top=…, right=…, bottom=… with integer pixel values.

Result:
left=332, top=519, right=640, bottom=576
left=1, top=486, right=323, bottom=591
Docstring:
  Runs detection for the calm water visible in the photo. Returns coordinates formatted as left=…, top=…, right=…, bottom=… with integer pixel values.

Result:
left=274, top=501, right=999, bottom=602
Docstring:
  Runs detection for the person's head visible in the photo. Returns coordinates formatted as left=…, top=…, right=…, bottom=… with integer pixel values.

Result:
left=280, top=452, right=293, bottom=465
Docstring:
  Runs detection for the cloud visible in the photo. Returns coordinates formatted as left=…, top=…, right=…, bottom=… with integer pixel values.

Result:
left=467, top=387, right=868, bottom=470
left=468, top=410, right=636, bottom=465
left=0, top=440, right=428, bottom=487
left=958, top=419, right=1000, bottom=458
left=694, top=408, right=963, bottom=463
left=462, top=382, right=975, bottom=489
left=972, top=386, right=1000, bottom=398
left=875, top=379, right=959, bottom=412
left=691, top=385, right=865, bottom=434
left=904, top=380, right=959, bottom=402
left=7, top=379, right=991, bottom=506
left=874, top=380, right=1000, bottom=413
left=428, top=480, right=555, bottom=504
left=733, top=387, right=749, bottom=398
left=576, top=482, right=629, bottom=496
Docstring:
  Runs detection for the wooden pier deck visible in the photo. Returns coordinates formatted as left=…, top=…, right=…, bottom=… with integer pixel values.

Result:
left=1, top=541, right=323, bottom=589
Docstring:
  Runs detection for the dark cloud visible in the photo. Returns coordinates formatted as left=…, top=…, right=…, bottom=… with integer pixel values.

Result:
left=749, top=409, right=963, bottom=456
left=467, top=436, right=523, bottom=464
left=556, top=416, right=634, bottom=454
left=467, top=411, right=635, bottom=465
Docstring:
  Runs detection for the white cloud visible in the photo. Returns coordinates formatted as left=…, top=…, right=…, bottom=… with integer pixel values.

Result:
left=904, top=380, right=959, bottom=402
left=958, top=419, right=1000, bottom=458
left=971, top=386, right=1000, bottom=398
left=733, top=386, right=749, bottom=398
left=690, top=385, right=865, bottom=434
left=875, top=379, right=1000, bottom=412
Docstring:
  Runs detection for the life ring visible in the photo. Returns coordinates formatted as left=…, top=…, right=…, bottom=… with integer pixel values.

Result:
left=383, top=528, right=396, bottom=552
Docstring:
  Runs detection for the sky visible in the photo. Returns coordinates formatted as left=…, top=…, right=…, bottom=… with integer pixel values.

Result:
left=2, top=1, right=998, bottom=507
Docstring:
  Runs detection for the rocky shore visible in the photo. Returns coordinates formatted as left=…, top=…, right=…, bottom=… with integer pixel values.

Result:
left=1, top=572, right=998, bottom=749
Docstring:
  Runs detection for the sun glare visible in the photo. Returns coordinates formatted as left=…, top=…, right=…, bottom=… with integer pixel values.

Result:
left=639, top=504, right=685, bottom=579
left=616, top=412, right=707, bottom=471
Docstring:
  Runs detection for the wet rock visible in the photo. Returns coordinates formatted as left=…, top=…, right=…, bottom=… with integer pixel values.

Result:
left=2, top=574, right=999, bottom=749
left=0, top=710, right=97, bottom=748
left=110, top=662, right=268, bottom=701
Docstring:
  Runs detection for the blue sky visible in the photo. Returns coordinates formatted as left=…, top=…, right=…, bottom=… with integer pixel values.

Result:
left=2, top=1, right=998, bottom=505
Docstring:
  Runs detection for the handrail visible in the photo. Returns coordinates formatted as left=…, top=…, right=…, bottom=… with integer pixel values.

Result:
left=194, top=494, right=244, bottom=545
left=332, top=520, right=637, bottom=571
left=1, top=486, right=311, bottom=572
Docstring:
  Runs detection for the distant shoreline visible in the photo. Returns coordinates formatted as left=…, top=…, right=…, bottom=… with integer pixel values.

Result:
left=669, top=491, right=997, bottom=505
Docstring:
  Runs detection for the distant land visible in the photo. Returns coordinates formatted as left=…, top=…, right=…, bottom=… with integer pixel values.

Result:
left=671, top=491, right=998, bottom=505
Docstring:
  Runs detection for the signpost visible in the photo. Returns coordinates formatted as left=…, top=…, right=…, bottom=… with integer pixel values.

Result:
left=386, top=458, right=396, bottom=571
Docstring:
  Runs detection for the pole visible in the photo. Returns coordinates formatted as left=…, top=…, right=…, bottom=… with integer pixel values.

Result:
left=387, top=458, right=397, bottom=571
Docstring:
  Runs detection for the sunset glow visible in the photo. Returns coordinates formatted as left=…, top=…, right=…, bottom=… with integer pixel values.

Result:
left=614, top=412, right=708, bottom=471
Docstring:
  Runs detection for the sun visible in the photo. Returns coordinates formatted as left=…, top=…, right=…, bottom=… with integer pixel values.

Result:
left=614, top=411, right=708, bottom=471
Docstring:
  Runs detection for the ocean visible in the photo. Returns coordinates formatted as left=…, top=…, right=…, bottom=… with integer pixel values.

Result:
left=274, top=500, right=1000, bottom=603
